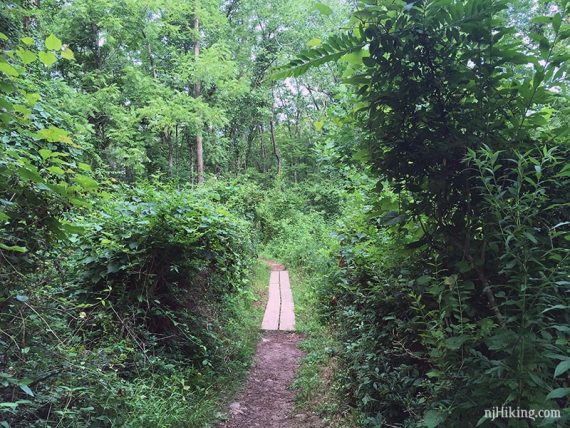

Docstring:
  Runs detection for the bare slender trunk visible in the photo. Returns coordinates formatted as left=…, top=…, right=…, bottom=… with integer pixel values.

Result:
left=259, top=125, right=267, bottom=173
left=174, top=125, right=179, bottom=176
left=306, top=85, right=321, bottom=111
left=163, top=129, right=173, bottom=177
left=244, top=125, right=255, bottom=172
left=270, top=91, right=281, bottom=175
left=142, top=29, right=157, bottom=79
left=193, top=16, right=204, bottom=184
left=92, top=23, right=102, bottom=69
left=23, top=0, right=40, bottom=30
left=196, top=134, right=204, bottom=182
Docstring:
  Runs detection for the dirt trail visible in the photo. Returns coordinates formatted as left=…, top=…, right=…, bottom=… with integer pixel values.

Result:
left=218, top=261, right=322, bottom=428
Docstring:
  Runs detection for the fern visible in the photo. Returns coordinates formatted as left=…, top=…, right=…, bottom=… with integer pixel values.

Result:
left=271, top=33, right=365, bottom=79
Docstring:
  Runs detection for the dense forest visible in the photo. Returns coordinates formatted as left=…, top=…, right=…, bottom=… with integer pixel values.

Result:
left=1, top=0, right=569, bottom=426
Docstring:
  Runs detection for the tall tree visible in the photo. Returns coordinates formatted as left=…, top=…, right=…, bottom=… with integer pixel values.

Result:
left=193, top=7, right=204, bottom=183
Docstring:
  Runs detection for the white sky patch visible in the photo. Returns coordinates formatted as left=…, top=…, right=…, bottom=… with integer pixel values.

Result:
left=284, top=78, right=310, bottom=96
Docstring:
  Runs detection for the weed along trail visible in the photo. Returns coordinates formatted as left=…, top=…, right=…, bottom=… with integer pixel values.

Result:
left=219, top=262, right=322, bottom=428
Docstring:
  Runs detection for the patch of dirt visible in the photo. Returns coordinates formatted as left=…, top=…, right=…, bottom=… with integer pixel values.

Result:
left=260, top=258, right=286, bottom=271
left=218, top=332, right=323, bottom=428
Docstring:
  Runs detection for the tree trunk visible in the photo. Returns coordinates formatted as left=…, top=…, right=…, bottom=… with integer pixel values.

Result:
left=23, top=0, right=40, bottom=30
left=174, top=125, right=179, bottom=176
left=259, top=124, right=266, bottom=173
left=142, top=29, right=157, bottom=79
left=244, top=125, right=256, bottom=172
left=163, top=129, right=173, bottom=177
left=92, top=23, right=102, bottom=70
left=193, top=15, right=204, bottom=184
left=270, top=91, right=281, bottom=175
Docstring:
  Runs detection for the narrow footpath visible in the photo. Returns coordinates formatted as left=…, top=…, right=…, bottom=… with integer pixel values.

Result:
left=218, top=262, right=322, bottom=428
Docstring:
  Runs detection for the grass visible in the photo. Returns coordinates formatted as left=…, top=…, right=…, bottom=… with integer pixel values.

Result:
left=198, top=259, right=270, bottom=427
left=288, top=269, right=358, bottom=428
left=115, top=260, right=270, bottom=428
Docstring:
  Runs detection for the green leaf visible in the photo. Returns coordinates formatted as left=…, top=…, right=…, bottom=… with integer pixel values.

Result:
left=0, top=243, right=28, bottom=253
left=21, top=37, right=34, bottom=45
left=340, top=49, right=366, bottom=65
left=533, top=71, right=544, bottom=89
left=554, top=360, right=570, bottom=377
left=553, top=13, right=562, bottom=33
left=313, top=2, right=333, bottom=16
left=61, top=47, right=75, bottom=60
left=422, top=410, right=446, bottom=428
left=416, top=275, right=431, bottom=285
left=60, top=222, right=85, bottom=234
left=16, top=48, right=36, bottom=65
left=78, top=162, right=92, bottom=171
left=307, top=38, right=322, bottom=48
left=47, top=166, right=65, bottom=175
left=0, top=62, right=19, bottom=77
left=74, top=174, right=98, bottom=190
left=524, top=231, right=538, bottom=244
left=273, top=34, right=364, bottom=79
left=542, top=304, right=568, bottom=313
left=18, top=384, right=34, bottom=397
left=546, top=388, right=570, bottom=399
left=39, top=149, right=53, bottom=160
left=25, top=92, right=40, bottom=105
left=13, top=104, right=31, bottom=116
left=531, top=16, right=551, bottom=25
left=38, top=51, right=57, bottom=66
left=529, top=33, right=550, bottom=51
left=0, top=32, right=8, bottom=41
left=36, top=127, right=72, bottom=144
left=476, top=416, right=488, bottom=427
left=426, top=370, right=443, bottom=378
left=45, top=34, right=62, bottom=51
left=0, top=403, right=18, bottom=409
left=445, top=335, right=469, bottom=350
left=0, top=400, right=31, bottom=409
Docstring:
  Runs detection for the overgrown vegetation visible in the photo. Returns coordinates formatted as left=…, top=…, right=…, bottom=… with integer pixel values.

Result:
left=278, top=0, right=570, bottom=426
left=2, top=0, right=569, bottom=427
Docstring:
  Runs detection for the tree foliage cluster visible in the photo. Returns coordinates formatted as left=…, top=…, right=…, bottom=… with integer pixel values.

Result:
left=0, top=0, right=346, bottom=425
left=276, top=0, right=570, bottom=426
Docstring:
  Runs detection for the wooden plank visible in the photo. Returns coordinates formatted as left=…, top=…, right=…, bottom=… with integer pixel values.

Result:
left=279, top=270, right=290, bottom=287
left=261, top=280, right=280, bottom=330
left=269, top=270, right=280, bottom=284
left=279, top=271, right=295, bottom=331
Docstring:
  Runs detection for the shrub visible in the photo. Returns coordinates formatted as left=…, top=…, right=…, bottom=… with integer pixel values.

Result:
left=75, top=183, right=255, bottom=363
left=0, top=183, right=259, bottom=427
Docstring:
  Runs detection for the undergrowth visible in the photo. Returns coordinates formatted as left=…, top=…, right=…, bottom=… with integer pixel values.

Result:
left=1, top=183, right=267, bottom=427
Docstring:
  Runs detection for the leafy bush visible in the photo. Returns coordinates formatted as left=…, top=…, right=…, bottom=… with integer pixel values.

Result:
left=0, top=32, right=96, bottom=269
left=75, top=183, right=256, bottom=365
left=0, top=183, right=260, bottom=427
left=280, top=0, right=570, bottom=426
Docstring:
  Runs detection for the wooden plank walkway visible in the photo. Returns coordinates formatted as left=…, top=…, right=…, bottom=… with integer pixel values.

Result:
left=261, top=267, right=295, bottom=331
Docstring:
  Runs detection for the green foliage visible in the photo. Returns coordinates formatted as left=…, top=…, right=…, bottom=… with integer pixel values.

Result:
left=272, top=33, right=364, bottom=79
left=3, top=0, right=570, bottom=426
left=0, top=32, right=96, bottom=264
left=278, top=0, right=570, bottom=426
left=74, top=183, right=254, bottom=355
left=0, top=184, right=261, bottom=427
